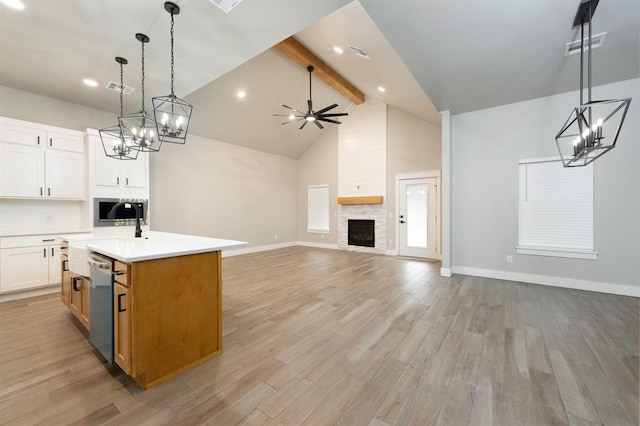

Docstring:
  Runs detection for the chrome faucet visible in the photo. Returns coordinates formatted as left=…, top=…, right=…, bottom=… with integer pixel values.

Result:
left=107, top=202, right=143, bottom=238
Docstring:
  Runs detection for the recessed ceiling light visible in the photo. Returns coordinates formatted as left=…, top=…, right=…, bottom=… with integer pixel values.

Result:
left=237, top=90, right=246, bottom=99
left=0, top=0, right=25, bottom=10
left=289, top=114, right=295, bottom=120
left=333, top=46, right=344, bottom=55
left=83, top=79, right=98, bottom=87
left=377, top=86, right=386, bottom=93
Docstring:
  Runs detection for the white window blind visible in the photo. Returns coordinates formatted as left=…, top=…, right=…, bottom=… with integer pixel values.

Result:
left=307, top=185, right=330, bottom=233
left=518, top=159, right=593, bottom=253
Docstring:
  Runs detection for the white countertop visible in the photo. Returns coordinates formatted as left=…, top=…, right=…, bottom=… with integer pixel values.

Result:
left=1, top=229, right=90, bottom=238
left=86, top=231, right=247, bottom=263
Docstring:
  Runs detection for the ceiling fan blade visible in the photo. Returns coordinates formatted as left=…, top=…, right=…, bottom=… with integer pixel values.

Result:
left=314, top=120, right=324, bottom=129
left=273, top=114, right=304, bottom=117
left=317, top=117, right=341, bottom=124
left=319, top=112, right=348, bottom=117
left=307, top=99, right=313, bottom=114
left=316, top=103, right=338, bottom=114
left=281, top=118, right=305, bottom=125
left=282, top=105, right=306, bottom=115
left=299, top=121, right=308, bottom=130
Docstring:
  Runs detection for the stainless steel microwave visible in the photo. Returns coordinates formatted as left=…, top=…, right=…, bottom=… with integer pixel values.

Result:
left=93, top=198, right=148, bottom=227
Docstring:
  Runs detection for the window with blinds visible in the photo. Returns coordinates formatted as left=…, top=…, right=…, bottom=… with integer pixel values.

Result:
left=307, top=185, right=330, bottom=233
left=517, top=158, right=597, bottom=259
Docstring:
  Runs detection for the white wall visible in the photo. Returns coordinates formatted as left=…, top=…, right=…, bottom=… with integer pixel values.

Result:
left=387, top=106, right=441, bottom=250
left=149, top=134, right=297, bottom=248
left=451, top=78, right=640, bottom=295
left=338, top=99, right=387, bottom=197
left=297, top=126, right=338, bottom=246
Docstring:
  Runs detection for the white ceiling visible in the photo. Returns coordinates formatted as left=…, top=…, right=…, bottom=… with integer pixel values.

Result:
left=0, top=0, right=637, bottom=158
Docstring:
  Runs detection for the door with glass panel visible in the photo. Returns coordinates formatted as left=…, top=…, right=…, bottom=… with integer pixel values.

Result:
left=398, top=178, right=438, bottom=259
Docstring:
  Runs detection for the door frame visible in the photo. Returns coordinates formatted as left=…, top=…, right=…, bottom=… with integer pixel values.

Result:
left=395, top=170, right=442, bottom=260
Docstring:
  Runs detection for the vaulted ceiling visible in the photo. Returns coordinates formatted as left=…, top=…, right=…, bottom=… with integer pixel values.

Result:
left=0, top=0, right=637, bottom=158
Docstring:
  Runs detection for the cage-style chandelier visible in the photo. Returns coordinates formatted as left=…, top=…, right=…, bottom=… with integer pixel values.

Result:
left=99, top=57, right=138, bottom=161
left=119, top=33, right=161, bottom=153
left=555, top=0, right=631, bottom=167
left=152, top=1, right=193, bottom=145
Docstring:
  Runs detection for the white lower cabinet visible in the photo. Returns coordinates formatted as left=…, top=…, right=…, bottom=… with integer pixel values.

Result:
left=0, top=236, right=61, bottom=293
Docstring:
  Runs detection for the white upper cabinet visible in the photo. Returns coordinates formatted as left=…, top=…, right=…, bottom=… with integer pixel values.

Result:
left=0, top=120, right=46, bottom=147
left=89, top=131, right=148, bottom=198
left=0, top=117, right=85, bottom=200
left=0, top=143, right=45, bottom=197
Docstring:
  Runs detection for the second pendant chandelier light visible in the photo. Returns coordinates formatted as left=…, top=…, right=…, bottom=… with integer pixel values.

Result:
left=119, top=33, right=161, bottom=153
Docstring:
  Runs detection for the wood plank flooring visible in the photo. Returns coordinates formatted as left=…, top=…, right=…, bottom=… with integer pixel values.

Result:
left=1, top=246, right=638, bottom=425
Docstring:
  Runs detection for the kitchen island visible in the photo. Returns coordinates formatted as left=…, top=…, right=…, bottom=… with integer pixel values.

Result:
left=64, top=231, right=245, bottom=390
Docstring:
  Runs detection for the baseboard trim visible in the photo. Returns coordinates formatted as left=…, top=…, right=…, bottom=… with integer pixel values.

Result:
left=440, top=268, right=452, bottom=277
left=222, top=242, right=297, bottom=258
left=386, top=249, right=399, bottom=256
left=452, top=266, right=640, bottom=297
left=0, top=285, right=60, bottom=303
left=296, top=241, right=339, bottom=250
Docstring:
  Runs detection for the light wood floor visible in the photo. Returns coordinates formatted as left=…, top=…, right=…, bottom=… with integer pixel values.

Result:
left=1, top=247, right=638, bottom=425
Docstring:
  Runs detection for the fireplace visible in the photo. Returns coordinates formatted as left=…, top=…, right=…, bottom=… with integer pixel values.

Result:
left=348, top=219, right=375, bottom=248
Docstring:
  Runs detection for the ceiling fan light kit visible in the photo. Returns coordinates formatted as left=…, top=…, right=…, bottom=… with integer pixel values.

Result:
left=152, top=1, right=193, bottom=145
left=555, top=0, right=631, bottom=167
left=274, top=65, right=348, bottom=130
left=99, top=57, right=139, bottom=161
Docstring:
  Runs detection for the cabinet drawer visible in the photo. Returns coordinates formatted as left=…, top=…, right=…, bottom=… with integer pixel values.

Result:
left=114, top=261, right=129, bottom=286
left=0, top=235, right=60, bottom=249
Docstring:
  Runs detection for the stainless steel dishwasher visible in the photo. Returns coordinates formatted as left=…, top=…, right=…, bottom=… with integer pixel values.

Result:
left=88, top=253, right=114, bottom=364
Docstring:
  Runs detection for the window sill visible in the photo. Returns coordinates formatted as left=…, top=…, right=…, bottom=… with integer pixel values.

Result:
left=516, top=246, right=598, bottom=260
left=307, top=229, right=330, bottom=234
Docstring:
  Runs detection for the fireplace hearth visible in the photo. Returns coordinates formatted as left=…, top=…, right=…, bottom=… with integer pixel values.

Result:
left=348, top=219, right=375, bottom=248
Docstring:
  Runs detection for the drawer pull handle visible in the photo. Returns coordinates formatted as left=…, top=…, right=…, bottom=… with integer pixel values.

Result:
left=118, top=293, right=126, bottom=312
left=63, top=259, right=69, bottom=271
left=72, top=277, right=81, bottom=291
left=37, top=136, right=40, bottom=145
left=114, top=271, right=125, bottom=276
left=42, top=238, right=55, bottom=242
left=49, top=138, right=52, bottom=146
left=43, top=248, right=46, bottom=257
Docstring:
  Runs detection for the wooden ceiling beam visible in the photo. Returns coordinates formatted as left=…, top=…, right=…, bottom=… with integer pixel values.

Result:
left=274, top=37, right=365, bottom=105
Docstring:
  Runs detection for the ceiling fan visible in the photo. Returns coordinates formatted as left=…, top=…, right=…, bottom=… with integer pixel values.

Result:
left=274, top=65, right=348, bottom=129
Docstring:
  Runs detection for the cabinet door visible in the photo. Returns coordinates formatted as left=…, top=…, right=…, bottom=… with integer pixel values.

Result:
left=0, top=143, right=45, bottom=197
left=0, top=121, right=46, bottom=146
left=94, top=144, right=122, bottom=188
left=120, top=153, right=147, bottom=189
left=46, top=130, right=83, bottom=153
left=45, top=150, right=85, bottom=199
left=80, top=276, right=91, bottom=330
left=60, top=255, right=70, bottom=307
left=48, top=245, right=61, bottom=284
left=114, top=283, right=131, bottom=374
left=0, top=247, right=49, bottom=292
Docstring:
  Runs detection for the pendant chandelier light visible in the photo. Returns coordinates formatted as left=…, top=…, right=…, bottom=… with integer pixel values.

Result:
left=152, top=1, right=193, bottom=145
left=555, top=0, right=631, bottom=167
left=119, top=33, right=161, bottom=153
left=99, top=57, right=138, bottom=161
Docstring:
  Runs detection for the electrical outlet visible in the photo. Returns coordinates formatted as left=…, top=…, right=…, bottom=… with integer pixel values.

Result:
left=506, top=255, right=513, bottom=264
left=274, top=234, right=278, bottom=240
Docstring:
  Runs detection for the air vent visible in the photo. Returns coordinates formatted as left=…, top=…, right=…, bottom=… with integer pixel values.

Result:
left=348, top=45, right=371, bottom=60
left=565, top=32, right=606, bottom=57
left=208, top=0, right=244, bottom=13
left=105, top=81, right=134, bottom=95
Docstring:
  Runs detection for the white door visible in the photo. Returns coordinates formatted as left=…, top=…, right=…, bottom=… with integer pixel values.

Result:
left=121, top=152, right=147, bottom=188
left=398, top=178, right=438, bottom=259
left=48, top=245, right=61, bottom=284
